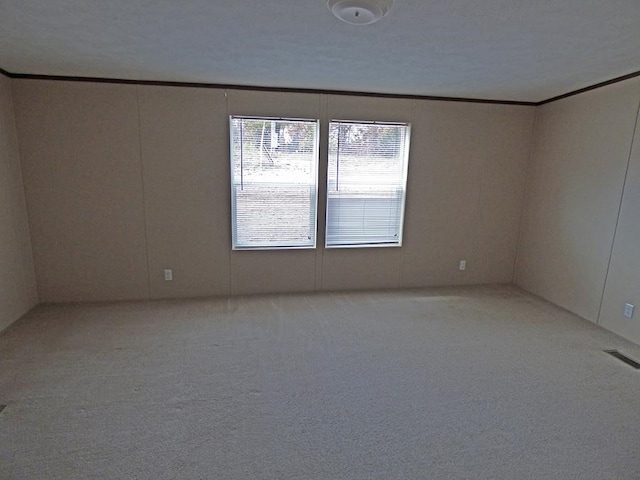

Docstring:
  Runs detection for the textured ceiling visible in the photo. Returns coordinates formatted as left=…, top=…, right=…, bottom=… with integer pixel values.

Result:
left=1, top=0, right=639, bottom=102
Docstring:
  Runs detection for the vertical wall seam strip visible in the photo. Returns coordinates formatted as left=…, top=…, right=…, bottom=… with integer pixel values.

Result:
left=596, top=92, right=640, bottom=324
left=511, top=106, right=539, bottom=285
left=135, top=86, right=153, bottom=299
left=224, top=90, right=234, bottom=296
left=8, top=78, right=39, bottom=305
left=469, top=105, right=492, bottom=282
left=397, top=99, right=414, bottom=288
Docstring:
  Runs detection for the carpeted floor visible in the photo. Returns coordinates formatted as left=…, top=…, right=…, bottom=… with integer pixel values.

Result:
left=1, top=285, right=639, bottom=480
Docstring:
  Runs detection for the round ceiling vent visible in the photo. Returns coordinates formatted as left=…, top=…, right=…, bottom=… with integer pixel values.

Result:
left=327, top=0, right=393, bottom=25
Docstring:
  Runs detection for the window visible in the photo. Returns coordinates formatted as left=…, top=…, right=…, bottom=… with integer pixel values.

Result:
left=230, top=116, right=319, bottom=249
left=326, top=121, right=410, bottom=247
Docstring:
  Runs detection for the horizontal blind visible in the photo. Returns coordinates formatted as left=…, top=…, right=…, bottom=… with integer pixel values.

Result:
left=230, top=117, right=319, bottom=249
left=326, top=121, right=410, bottom=247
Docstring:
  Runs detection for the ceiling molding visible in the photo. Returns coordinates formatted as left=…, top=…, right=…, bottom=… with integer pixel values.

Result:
left=1, top=71, right=536, bottom=106
left=536, top=70, right=640, bottom=106
left=2, top=67, right=640, bottom=107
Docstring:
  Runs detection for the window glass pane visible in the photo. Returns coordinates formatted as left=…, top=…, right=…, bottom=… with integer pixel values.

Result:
left=230, top=117, right=319, bottom=249
left=326, top=121, right=410, bottom=247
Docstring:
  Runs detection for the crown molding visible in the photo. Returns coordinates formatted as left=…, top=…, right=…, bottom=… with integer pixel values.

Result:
left=536, top=70, right=640, bottom=106
left=2, top=66, right=639, bottom=106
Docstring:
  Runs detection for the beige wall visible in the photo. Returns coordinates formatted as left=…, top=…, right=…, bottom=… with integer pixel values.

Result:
left=0, top=75, right=37, bottom=331
left=401, top=101, right=534, bottom=288
left=139, top=86, right=231, bottom=299
left=8, top=74, right=640, bottom=347
left=516, top=78, right=640, bottom=332
left=13, top=79, right=535, bottom=302
left=598, top=93, right=640, bottom=344
left=14, top=81, right=150, bottom=302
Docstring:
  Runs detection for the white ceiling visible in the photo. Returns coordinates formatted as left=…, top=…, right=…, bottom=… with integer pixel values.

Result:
left=1, top=0, right=639, bottom=103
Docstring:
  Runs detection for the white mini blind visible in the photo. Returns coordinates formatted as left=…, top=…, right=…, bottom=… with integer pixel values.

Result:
left=326, top=121, right=410, bottom=247
left=230, top=117, right=319, bottom=249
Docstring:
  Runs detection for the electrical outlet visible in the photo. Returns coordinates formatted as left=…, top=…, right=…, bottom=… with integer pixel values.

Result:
left=624, top=303, right=634, bottom=319
left=459, top=260, right=466, bottom=271
left=164, top=269, right=173, bottom=281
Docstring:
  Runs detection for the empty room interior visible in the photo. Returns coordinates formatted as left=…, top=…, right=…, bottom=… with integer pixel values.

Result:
left=1, top=1, right=640, bottom=479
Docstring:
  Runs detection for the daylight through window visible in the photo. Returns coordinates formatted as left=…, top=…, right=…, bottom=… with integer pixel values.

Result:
left=326, top=121, right=410, bottom=247
left=230, top=116, right=319, bottom=249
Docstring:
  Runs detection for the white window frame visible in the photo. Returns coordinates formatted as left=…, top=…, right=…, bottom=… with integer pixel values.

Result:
left=325, top=120, right=411, bottom=249
left=229, top=116, right=320, bottom=250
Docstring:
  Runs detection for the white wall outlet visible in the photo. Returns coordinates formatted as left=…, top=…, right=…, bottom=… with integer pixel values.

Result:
left=459, top=260, right=466, bottom=271
left=624, top=303, right=634, bottom=319
left=164, top=269, right=173, bottom=281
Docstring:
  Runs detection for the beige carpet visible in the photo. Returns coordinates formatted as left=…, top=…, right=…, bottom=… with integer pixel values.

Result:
left=1, top=285, right=639, bottom=479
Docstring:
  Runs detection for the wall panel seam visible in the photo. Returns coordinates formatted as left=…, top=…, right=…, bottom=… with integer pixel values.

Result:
left=135, top=86, right=153, bottom=299
left=596, top=92, right=640, bottom=324
left=511, top=108, right=539, bottom=285
left=8, top=78, right=39, bottom=305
